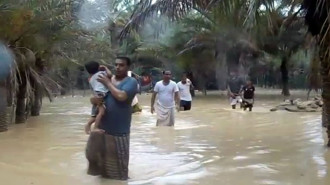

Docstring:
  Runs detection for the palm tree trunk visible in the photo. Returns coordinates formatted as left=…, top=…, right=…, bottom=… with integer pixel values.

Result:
left=0, top=84, right=8, bottom=132
left=202, top=85, right=207, bottom=95
left=31, top=82, right=42, bottom=116
left=280, top=56, right=290, bottom=97
left=71, top=82, right=74, bottom=97
left=322, top=97, right=330, bottom=146
left=6, top=71, right=16, bottom=125
left=16, top=80, right=27, bottom=124
left=215, top=52, right=227, bottom=90
left=322, top=104, right=327, bottom=127
left=187, top=72, right=195, bottom=97
left=201, top=73, right=208, bottom=96
left=320, top=43, right=330, bottom=146
left=302, top=0, right=330, bottom=146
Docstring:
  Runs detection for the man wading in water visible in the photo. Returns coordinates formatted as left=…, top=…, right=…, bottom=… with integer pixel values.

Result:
left=177, top=72, right=193, bottom=111
left=151, top=70, right=180, bottom=126
left=227, top=71, right=245, bottom=109
left=85, top=56, right=137, bottom=180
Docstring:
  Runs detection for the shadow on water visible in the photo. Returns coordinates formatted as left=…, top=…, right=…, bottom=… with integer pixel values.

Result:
left=0, top=90, right=329, bottom=185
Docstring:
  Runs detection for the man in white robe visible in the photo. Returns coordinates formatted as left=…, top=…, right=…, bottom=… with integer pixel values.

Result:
left=151, top=70, right=179, bottom=126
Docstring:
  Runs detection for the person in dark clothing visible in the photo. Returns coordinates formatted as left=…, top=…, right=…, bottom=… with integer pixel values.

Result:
left=241, top=80, right=255, bottom=111
left=227, top=71, right=245, bottom=109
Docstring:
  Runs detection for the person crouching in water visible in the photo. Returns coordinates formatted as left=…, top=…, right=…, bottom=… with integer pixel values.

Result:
left=84, top=61, right=112, bottom=134
left=227, top=71, right=245, bottom=109
left=241, top=80, right=255, bottom=111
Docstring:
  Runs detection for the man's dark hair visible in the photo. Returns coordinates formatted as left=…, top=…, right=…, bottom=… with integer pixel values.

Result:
left=163, top=70, right=171, bottom=75
left=116, top=56, right=131, bottom=66
left=84, top=61, right=100, bottom=75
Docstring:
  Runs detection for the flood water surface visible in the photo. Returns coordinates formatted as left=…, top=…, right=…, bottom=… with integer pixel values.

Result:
left=0, top=93, right=329, bottom=185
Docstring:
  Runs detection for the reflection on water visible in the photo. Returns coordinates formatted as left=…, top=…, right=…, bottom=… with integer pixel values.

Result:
left=0, top=93, right=330, bottom=185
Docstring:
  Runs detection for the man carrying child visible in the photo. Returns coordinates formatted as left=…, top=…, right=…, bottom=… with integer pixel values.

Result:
left=84, top=57, right=137, bottom=180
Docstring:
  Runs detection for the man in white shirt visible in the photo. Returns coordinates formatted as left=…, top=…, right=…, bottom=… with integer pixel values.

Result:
left=151, top=70, right=180, bottom=126
left=177, top=73, right=193, bottom=111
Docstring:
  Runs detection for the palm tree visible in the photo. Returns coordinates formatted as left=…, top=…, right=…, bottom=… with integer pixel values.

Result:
left=122, top=0, right=263, bottom=90
left=121, top=0, right=306, bottom=94
left=306, top=41, right=322, bottom=100
left=303, top=0, right=330, bottom=146
left=253, top=8, right=306, bottom=96
left=0, top=0, right=73, bottom=128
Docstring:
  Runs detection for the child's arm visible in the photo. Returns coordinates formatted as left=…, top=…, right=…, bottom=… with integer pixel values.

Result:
left=99, top=65, right=112, bottom=78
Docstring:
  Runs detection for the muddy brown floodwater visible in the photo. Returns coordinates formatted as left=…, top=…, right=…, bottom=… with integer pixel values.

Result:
left=0, top=90, right=330, bottom=185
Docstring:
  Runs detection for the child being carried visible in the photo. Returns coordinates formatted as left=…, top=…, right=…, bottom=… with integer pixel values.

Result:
left=84, top=61, right=112, bottom=134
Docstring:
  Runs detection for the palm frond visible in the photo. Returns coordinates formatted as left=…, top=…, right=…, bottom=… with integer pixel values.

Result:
left=120, top=0, right=223, bottom=39
left=29, top=67, right=60, bottom=102
left=303, top=0, right=329, bottom=36
left=178, top=32, right=216, bottom=55
left=181, top=15, right=213, bottom=31
left=0, top=3, right=11, bottom=12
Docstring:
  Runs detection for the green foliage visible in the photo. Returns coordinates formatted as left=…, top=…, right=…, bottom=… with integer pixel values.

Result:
left=0, top=0, right=316, bottom=91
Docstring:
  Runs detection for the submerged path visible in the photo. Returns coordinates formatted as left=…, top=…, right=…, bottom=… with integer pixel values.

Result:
left=0, top=93, right=329, bottom=185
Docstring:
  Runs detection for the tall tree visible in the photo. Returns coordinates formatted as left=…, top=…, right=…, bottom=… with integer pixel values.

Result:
left=0, top=0, right=74, bottom=126
left=303, top=0, right=330, bottom=146
left=121, top=0, right=263, bottom=90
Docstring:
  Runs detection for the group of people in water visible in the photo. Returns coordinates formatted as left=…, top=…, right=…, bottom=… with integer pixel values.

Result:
left=227, top=71, right=256, bottom=111
left=151, top=70, right=193, bottom=126
left=82, top=57, right=255, bottom=181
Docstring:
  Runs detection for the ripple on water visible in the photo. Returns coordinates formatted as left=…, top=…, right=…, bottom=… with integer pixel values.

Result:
left=312, top=155, right=327, bottom=178
left=236, top=164, right=279, bottom=174
left=256, top=180, right=278, bottom=185
left=233, top=156, right=249, bottom=160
